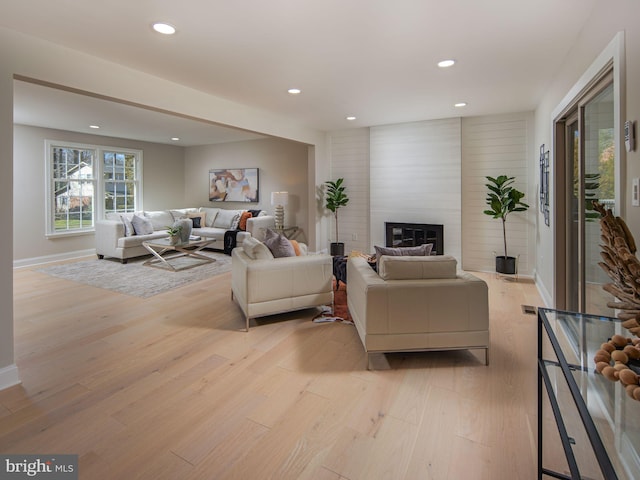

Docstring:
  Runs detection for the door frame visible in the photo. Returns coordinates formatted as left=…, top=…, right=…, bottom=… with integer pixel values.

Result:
left=550, top=32, right=625, bottom=309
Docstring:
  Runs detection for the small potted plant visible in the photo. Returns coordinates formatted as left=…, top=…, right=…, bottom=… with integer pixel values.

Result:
left=166, top=225, right=182, bottom=245
left=325, top=178, right=350, bottom=256
left=483, top=175, right=529, bottom=274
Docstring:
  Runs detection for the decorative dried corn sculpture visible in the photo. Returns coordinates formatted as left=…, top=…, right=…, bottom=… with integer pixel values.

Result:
left=594, top=201, right=640, bottom=333
left=593, top=201, right=640, bottom=399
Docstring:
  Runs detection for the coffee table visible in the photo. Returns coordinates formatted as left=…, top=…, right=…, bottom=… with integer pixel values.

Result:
left=142, top=237, right=217, bottom=271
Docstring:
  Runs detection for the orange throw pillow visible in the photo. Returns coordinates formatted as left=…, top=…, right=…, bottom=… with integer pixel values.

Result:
left=238, top=211, right=252, bottom=231
left=290, top=239, right=302, bottom=256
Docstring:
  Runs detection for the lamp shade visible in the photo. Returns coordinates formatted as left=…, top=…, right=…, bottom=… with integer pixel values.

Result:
left=271, top=191, right=289, bottom=206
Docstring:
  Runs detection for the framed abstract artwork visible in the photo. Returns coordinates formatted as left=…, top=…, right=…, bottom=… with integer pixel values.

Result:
left=539, top=144, right=550, bottom=226
left=209, top=168, right=259, bottom=202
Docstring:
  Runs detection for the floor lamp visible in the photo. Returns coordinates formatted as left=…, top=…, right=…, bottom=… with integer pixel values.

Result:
left=271, top=191, right=288, bottom=230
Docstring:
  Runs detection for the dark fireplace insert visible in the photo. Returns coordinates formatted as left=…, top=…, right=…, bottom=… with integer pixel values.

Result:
left=385, top=222, right=444, bottom=255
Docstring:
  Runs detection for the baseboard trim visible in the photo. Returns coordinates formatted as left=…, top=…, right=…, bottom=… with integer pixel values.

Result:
left=0, top=364, right=20, bottom=391
left=13, top=249, right=96, bottom=269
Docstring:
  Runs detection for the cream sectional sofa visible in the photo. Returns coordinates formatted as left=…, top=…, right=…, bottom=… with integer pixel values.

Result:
left=95, top=207, right=275, bottom=263
left=347, top=254, right=490, bottom=369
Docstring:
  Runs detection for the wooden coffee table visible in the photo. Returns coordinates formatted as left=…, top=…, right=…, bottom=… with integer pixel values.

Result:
left=142, top=237, right=217, bottom=271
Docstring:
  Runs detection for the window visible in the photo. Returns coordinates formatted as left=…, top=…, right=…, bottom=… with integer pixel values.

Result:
left=103, top=150, right=140, bottom=216
left=45, top=141, right=142, bottom=236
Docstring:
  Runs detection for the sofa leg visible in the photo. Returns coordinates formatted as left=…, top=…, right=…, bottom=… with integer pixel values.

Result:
left=367, top=352, right=390, bottom=371
left=97, top=254, right=104, bottom=260
left=245, top=316, right=251, bottom=332
left=485, top=347, right=490, bottom=366
left=121, top=259, right=128, bottom=264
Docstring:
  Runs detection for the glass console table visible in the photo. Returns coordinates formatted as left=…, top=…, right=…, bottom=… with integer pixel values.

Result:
left=538, top=308, right=640, bottom=479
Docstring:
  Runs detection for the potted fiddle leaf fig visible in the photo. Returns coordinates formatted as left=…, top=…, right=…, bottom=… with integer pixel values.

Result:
left=484, top=175, right=529, bottom=274
left=325, top=178, right=350, bottom=256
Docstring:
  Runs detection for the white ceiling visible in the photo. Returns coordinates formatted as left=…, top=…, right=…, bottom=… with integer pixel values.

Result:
left=13, top=81, right=268, bottom=146
left=4, top=0, right=597, bottom=143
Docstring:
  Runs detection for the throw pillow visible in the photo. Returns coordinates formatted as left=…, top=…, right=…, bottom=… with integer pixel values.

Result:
left=131, top=214, right=154, bottom=235
left=242, top=236, right=274, bottom=260
left=187, top=212, right=206, bottom=229
left=374, top=243, right=433, bottom=263
left=290, top=239, right=302, bottom=256
left=231, top=212, right=243, bottom=230
left=238, top=211, right=253, bottom=231
left=263, top=228, right=296, bottom=258
left=120, top=214, right=135, bottom=237
left=378, top=255, right=457, bottom=280
left=213, top=209, right=239, bottom=229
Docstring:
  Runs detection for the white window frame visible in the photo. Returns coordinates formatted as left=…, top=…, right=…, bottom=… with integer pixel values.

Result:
left=45, top=140, right=143, bottom=238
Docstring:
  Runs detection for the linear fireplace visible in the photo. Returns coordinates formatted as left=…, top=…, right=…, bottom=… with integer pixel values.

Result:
left=385, top=222, right=444, bottom=255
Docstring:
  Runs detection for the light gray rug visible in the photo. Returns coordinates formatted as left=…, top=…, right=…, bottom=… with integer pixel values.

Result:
left=36, top=251, right=232, bottom=298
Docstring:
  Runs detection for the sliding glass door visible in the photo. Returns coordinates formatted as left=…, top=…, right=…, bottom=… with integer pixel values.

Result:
left=562, top=79, right=616, bottom=315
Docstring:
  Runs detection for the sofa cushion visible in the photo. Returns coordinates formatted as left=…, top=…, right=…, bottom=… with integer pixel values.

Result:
left=242, top=236, right=274, bottom=260
left=170, top=208, right=198, bottom=220
left=213, top=209, right=240, bottom=229
left=144, top=210, right=174, bottom=231
left=199, top=207, right=221, bottom=227
left=374, top=243, right=433, bottom=263
left=131, top=214, right=154, bottom=235
left=378, top=255, right=457, bottom=280
left=118, top=231, right=169, bottom=248
left=263, top=229, right=296, bottom=258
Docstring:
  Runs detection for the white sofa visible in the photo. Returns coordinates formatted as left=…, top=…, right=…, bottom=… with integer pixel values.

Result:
left=347, top=254, right=490, bottom=369
left=231, top=237, right=334, bottom=331
left=95, top=207, right=275, bottom=263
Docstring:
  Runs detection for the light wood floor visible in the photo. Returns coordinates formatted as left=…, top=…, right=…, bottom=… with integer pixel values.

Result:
left=3, top=261, right=544, bottom=479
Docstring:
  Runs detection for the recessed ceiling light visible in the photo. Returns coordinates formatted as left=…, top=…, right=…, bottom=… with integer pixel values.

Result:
left=438, top=59, right=456, bottom=68
left=152, top=22, right=176, bottom=35
left=454, top=102, right=467, bottom=108
left=346, top=116, right=357, bottom=121
left=171, top=137, right=180, bottom=141
left=89, top=125, right=100, bottom=129
left=287, top=88, right=301, bottom=95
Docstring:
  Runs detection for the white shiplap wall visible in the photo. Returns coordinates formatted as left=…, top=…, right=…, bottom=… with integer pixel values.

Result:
left=328, top=128, right=370, bottom=253
left=461, top=112, right=534, bottom=274
left=370, top=119, right=462, bottom=261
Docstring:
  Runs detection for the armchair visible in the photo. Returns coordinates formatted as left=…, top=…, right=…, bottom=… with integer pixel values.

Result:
left=231, top=241, right=334, bottom=330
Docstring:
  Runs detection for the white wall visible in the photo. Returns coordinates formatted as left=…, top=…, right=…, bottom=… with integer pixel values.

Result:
left=370, top=119, right=462, bottom=261
left=184, top=138, right=310, bottom=242
left=461, top=112, right=535, bottom=274
left=13, top=124, right=185, bottom=265
left=327, top=128, right=370, bottom=253
left=329, top=115, right=536, bottom=275
left=0, top=63, right=16, bottom=389
left=534, top=0, right=640, bottom=307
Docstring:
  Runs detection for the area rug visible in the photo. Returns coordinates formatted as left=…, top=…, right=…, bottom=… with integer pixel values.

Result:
left=313, top=281, right=353, bottom=324
left=36, top=251, right=231, bottom=298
